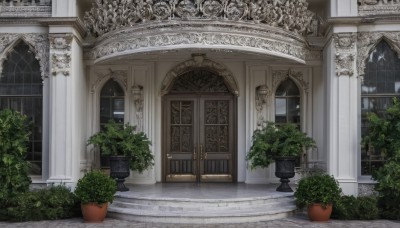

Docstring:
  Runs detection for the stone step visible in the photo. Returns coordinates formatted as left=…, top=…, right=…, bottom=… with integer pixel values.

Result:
left=113, top=192, right=294, bottom=208
left=111, top=196, right=295, bottom=212
left=108, top=192, right=297, bottom=224
left=108, top=204, right=297, bottom=224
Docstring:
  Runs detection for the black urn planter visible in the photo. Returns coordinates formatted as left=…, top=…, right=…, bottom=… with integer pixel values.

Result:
left=109, top=156, right=130, bottom=192
left=275, top=156, right=296, bottom=192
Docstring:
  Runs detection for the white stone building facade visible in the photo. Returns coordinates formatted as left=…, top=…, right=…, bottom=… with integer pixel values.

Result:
left=1, top=0, right=399, bottom=196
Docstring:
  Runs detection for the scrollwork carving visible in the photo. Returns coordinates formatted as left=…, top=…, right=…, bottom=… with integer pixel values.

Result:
left=358, top=0, right=400, bottom=16
left=83, top=0, right=314, bottom=37
left=272, top=69, right=308, bottom=93
left=0, top=33, right=49, bottom=79
left=50, top=35, right=73, bottom=76
left=255, top=85, right=271, bottom=126
left=161, top=54, right=239, bottom=96
left=356, top=32, right=400, bottom=77
left=91, top=69, right=128, bottom=93
left=334, top=33, right=356, bottom=77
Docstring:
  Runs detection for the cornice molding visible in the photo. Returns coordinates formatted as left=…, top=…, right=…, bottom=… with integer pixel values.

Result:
left=39, top=17, right=86, bottom=39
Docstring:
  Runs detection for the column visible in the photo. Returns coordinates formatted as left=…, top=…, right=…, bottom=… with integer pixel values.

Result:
left=325, top=32, right=358, bottom=195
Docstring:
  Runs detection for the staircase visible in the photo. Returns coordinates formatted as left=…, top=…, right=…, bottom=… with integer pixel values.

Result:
left=108, top=185, right=296, bottom=224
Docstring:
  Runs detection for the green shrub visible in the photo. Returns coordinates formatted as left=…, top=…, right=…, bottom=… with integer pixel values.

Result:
left=332, top=196, right=379, bottom=220
left=0, top=109, right=31, bottom=209
left=75, top=170, right=117, bottom=205
left=362, top=97, right=400, bottom=220
left=294, top=173, right=342, bottom=208
left=247, top=122, right=316, bottom=169
left=3, top=185, right=80, bottom=222
left=88, top=120, right=154, bottom=173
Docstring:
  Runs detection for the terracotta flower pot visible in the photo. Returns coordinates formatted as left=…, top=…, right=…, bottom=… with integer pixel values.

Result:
left=81, top=202, right=108, bottom=223
left=307, top=203, right=333, bottom=222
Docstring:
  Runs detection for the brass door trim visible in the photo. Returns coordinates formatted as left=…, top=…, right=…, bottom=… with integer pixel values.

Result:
left=200, top=174, right=233, bottom=182
left=166, top=174, right=197, bottom=182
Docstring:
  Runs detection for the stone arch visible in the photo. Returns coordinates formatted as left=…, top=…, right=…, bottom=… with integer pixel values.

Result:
left=357, top=32, right=400, bottom=77
left=272, top=69, right=308, bottom=95
left=0, top=34, right=49, bottom=79
left=90, top=70, right=128, bottom=95
left=161, top=54, right=239, bottom=96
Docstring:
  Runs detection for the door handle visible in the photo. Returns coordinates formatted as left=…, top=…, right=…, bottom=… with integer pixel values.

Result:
left=167, top=153, right=172, bottom=159
left=200, top=144, right=203, bottom=160
left=193, top=146, right=197, bottom=160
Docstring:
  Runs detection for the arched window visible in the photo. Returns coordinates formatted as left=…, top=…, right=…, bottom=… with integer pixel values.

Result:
left=0, top=42, right=43, bottom=175
left=361, top=40, right=400, bottom=175
left=99, top=79, right=125, bottom=167
left=275, top=79, right=301, bottom=127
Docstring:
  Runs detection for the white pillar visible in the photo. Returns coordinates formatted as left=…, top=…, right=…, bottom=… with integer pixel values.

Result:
left=47, top=30, right=86, bottom=187
left=325, top=31, right=358, bottom=195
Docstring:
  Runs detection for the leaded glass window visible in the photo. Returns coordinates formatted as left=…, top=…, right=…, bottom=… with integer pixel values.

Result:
left=0, top=42, right=43, bottom=175
left=361, top=40, right=400, bottom=175
left=275, top=79, right=301, bottom=127
left=99, top=79, right=125, bottom=167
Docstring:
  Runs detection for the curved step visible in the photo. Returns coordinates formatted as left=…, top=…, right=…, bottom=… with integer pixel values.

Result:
left=108, top=192, right=297, bottom=224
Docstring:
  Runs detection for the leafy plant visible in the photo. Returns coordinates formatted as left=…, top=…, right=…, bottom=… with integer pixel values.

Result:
left=88, top=120, right=154, bottom=173
left=294, top=173, right=342, bottom=208
left=331, top=195, right=379, bottom=220
left=2, top=185, right=80, bottom=222
left=74, top=170, right=117, bottom=205
left=247, top=122, right=316, bottom=169
left=0, top=109, right=31, bottom=206
left=362, top=97, right=400, bottom=219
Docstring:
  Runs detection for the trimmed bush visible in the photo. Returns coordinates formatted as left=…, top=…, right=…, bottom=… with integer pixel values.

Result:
left=332, top=195, right=379, bottom=220
left=75, top=170, right=117, bottom=205
left=3, top=185, right=80, bottom=222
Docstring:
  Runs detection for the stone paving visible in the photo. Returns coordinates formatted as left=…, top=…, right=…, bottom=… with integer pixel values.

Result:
left=1, top=215, right=399, bottom=228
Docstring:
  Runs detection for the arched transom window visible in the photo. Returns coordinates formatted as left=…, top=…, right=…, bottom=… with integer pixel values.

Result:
left=361, top=40, right=400, bottom=175
left=0, top=42, right=43, bottom=175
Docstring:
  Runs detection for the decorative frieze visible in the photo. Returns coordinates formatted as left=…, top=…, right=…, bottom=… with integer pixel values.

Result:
left=132, top=85, right=144, bottom=132
left=49, top=35, right=73, bottom=76
left=357, top=32, right=400, bottom=78
left=0, top=33, right=49, bottom=79
left=84, top=0, right=314, bottom=38
left=0, top=6, right=51, bottom=17
left=358, top=0, right=400, bottom=16
left=334, top=33, right=357, bottom=77
left=89, top=21, right=308, bottom=64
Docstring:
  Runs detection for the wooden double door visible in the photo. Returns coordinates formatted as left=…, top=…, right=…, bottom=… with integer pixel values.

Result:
left=163, top=94, right=236, bottom=182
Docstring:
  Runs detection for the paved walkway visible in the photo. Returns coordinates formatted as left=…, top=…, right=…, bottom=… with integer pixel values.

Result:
left=1, top=215, right=399, bottom=228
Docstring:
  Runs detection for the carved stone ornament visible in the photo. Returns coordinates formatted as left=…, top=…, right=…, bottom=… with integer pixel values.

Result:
left=132, top=85, right=144, bottom=132
left=91, top=69, right=128, bottom=93
left=272, top=68, right=308, bottom=93
left=0, top=3, right=52, bottom=18
left=88, top=20, right=308, bottom=64
left=0, top=33, right=49, bottom=79
left=255, top=85, right=271, bottom=126
left=358, top=0, right=400, bottom=16
left=334, top=33, right=356, bottom=77
left=84, top=0, right=314, bottom=38
left=161, top=54, right=239, bottom=96
left=357, top=32, right=400, bottom=77
left=50, top=35, right=73, bottom=76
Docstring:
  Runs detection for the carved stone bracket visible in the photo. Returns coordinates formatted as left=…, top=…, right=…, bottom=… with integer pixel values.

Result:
left=358, top=0, right=400, bottom=16
left=91, top=69, right=128, bottom=94
left=50, top=35, right=73, bottom=76
left=334, top=33, right=357, bottom=77
left=161, top=54, right=239, bottom=96
left=272, top=68, right=308, bottom=93
left=357, top=32, right=400, bottom=78
left=255, top=85, right=271, bottom=126
left=132, top=85, right=144, bottom=132
left=0, top=33, right=49, bottom=79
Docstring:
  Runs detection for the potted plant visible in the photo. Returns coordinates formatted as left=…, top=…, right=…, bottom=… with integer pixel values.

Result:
left=74, top=170, right=117, bottom=223
left=88, top=120, right=154, bottom=191
left=247, top=121, right=316, bottom=192
left=294, top=173, right=342, bottom=221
